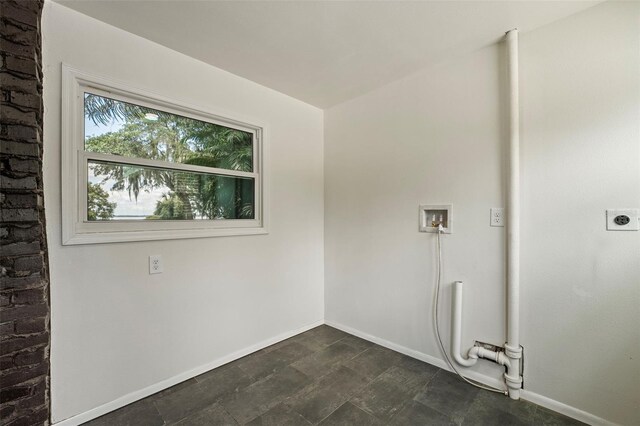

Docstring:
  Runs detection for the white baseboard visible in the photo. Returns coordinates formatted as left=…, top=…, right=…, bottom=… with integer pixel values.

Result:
left=53, top=319, right=324, bottom=426
left=519, top=390, right=618, bottom=426
left=324, top=319, right=619, bottom=426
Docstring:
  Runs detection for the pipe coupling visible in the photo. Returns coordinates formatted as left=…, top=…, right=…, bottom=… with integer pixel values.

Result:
left=504, top=371, right=522, bottom=388
left=504, top=343, right=522, bottom=359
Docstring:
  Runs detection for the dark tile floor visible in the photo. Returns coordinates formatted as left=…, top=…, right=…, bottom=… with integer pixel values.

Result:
left=84, top=326, right=585, bottom=426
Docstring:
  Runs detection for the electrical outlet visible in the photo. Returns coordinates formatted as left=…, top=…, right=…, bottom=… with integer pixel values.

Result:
left=606, top=209, right=639, bottom=231
left=490, top=208, right=504, bottom=227
left=149, top=255, right=163, bottom=274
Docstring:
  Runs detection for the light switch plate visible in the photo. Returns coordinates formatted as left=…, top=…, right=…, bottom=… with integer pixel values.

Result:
left=606, top=209, right=639, bottom=231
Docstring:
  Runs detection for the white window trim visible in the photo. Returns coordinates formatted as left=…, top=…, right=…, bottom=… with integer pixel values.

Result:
left=61, top=64, right=269, bottom=245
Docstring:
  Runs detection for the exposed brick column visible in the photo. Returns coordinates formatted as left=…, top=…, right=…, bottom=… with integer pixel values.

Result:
left=0, top=0, right=50, bottom=425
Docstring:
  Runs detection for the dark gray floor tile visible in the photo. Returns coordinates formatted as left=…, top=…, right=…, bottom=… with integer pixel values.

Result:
left=390, top=400, right=456, bottom=426
left=470, top=390, right=537, bottom=421
left=342, top=345, right=404, bottom=381
left=154, top=381, right=221, bottom=423
left=292, top=341, right=364, bottom=379
left=395, top=354, right=441, bottom=382
left=221, top=366, right=311, bottom=424
left=170, top=403, right=238, bottom=426
left=349, top=374, right=411, bottom=422
left=318, top=402, right=382, bottom=426
left=287, top=326, right=350, bottom=353
left=284, top=334, right=329, bottom=354
left=304, top=326, right=349, bottom=344
left=152, top=378, right=198, bottom=399
left=264, top=326, right=351, bottom=356
left=462, top=397, right=530, bottom=426
left=532, top=406, right=587, bottom=425
left=386, top=357, right=440, bottom=392
left=413, top=370, right=479, bottom=424
left=195, top=363, right=254, bottom=396
left=81, top=328, right=581, bottom=426
left=338, top=335, right=374, bottom=353
left=153, top=368, right=250, bottom=425
left=245, top=404, right=312, bottom=426
left=237, top=342, right=314, bottom=381
left=285, top=365, right=370, bottom=424
left=262, top=337, right=299, bottom=354
left=350, top=362, right=437, bottom=422
left=83, top=399, right=164, bottom=426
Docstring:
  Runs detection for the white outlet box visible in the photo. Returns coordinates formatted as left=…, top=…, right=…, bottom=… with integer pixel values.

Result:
left=419, top=205, right=452, bottom=233
left=490, top=208, right=505, bottom=227
left=149, top=255, right=163, bottom=274
left=606, top=209, right=639, bottom=231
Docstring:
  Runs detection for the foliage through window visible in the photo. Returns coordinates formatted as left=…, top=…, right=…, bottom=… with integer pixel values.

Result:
left=85, top=93, right=255, bottom=221
left=62, top=66, right=266, bottom=244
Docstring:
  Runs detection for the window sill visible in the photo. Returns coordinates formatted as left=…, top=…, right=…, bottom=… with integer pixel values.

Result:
left=62, top=225, right=268, bottom=245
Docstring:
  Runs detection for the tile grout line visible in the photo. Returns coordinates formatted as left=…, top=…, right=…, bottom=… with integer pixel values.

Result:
left=282, top=337, right=377, bottom=425
left=346, top=362, right=440, bottom=425
left=221, top=404, right=242, bottom=426
left=312, top=351, right=401, bottom=425
left=152, top=401, right=168, bottom=426
left=314, top=401, right=362, bottom=426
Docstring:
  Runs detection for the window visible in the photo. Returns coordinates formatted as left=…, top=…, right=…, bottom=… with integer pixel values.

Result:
left=62, top=66, right=268, bottom=244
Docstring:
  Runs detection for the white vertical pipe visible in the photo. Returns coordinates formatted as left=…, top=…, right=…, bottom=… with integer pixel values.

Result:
left=452, top=281, right=478, bottom=367
left=505, top=28, right=523, bottom=400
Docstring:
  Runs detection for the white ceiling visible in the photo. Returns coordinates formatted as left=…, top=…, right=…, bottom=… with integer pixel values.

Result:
left=55, top=0, right=600, bottom=108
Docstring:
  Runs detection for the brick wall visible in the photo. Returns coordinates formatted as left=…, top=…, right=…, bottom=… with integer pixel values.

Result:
left=0, top=0, right=50, bottom=425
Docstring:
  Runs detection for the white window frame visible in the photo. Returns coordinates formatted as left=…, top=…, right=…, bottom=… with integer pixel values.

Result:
left=61, top=65, right=269, bottom=245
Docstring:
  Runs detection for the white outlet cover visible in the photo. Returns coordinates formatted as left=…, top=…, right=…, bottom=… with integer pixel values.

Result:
left=149, top=255, right=163, bottom=274
left=606, top=209, right=639, bottom=231
left=490, top=208, right=504, bottom=227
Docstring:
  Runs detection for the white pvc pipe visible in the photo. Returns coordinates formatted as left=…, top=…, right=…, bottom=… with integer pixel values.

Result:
left=452, top=281, right=510, bottom=369
left=452, top=281, right=477, bottom=367
left=505, top=28, right=523, bottom=400
left=448, top=30, right=523, bottom=398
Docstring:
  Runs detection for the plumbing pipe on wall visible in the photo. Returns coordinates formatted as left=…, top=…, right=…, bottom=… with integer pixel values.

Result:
left=504, top=28, right=524, bottom=400
left=449, top=29, right=523, bottom=399
left=451, top=281, right=510, bottom=369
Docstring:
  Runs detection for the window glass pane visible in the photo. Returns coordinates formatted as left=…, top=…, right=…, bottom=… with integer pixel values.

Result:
left=88, top=160, right=255, bottom=221
left=84, top=93, right=253, bottom=172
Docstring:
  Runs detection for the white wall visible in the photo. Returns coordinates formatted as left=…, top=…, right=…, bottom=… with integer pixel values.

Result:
left=42, top=2, right=324, bottom=423
left=325, top=2, right=640, bottom=425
